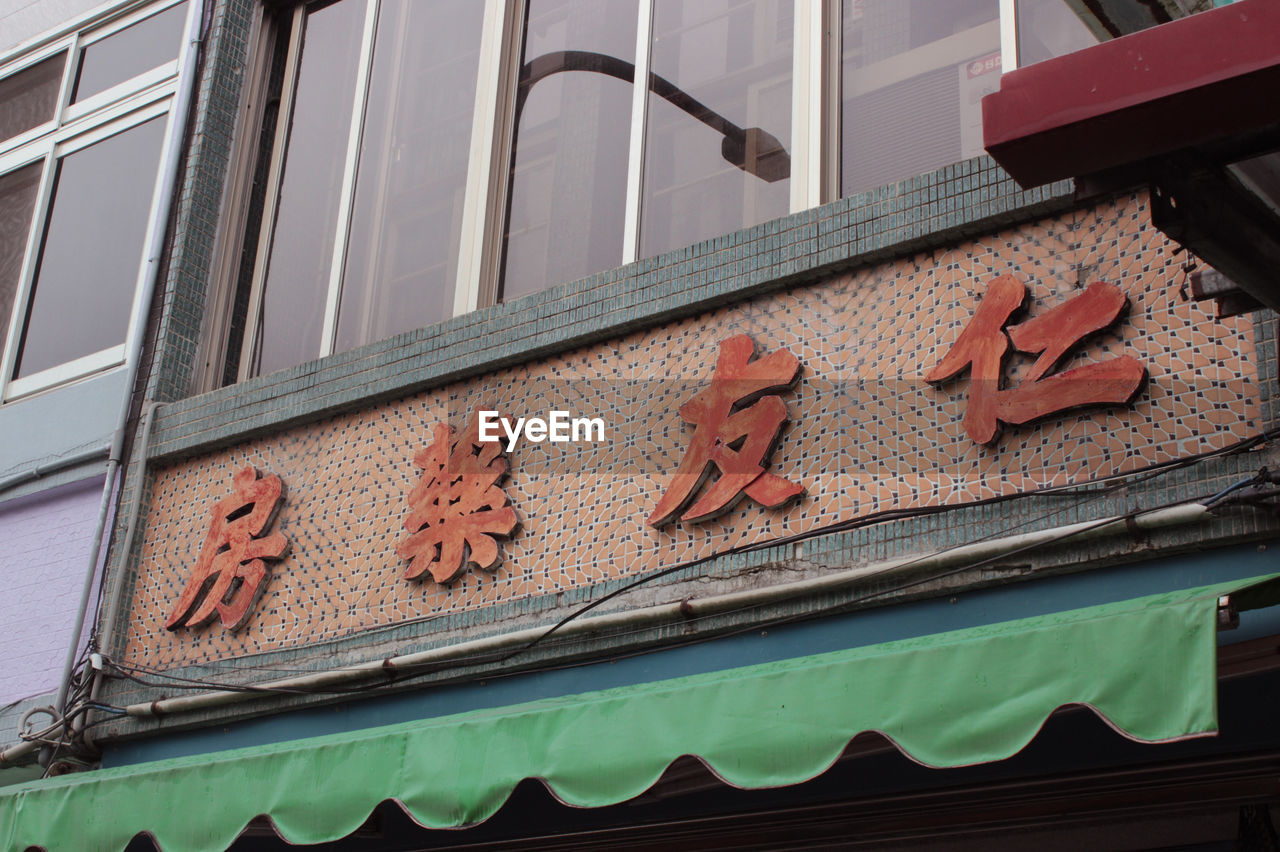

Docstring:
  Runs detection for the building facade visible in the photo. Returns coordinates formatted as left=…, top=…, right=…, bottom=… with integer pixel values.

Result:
left=0, top=0, right=199, bottom=788
left=3, top=0, right=1280, bottom=849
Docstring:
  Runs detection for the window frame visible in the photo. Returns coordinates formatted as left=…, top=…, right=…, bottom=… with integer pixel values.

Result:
left=228, top=0, right=828, bottom=384
left=215, top=0, right=1193, bottom=389
left=0, top=0, right=195, bottom=402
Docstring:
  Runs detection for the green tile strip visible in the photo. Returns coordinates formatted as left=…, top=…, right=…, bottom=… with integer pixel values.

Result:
left=146, top=154, right=1074, bottom=459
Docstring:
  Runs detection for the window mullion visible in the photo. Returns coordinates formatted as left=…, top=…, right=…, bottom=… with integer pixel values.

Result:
left=621, top=0, right=654, bottom=266
left=238, top=5, right=305, bottom=383
left=0, top=147, right=57, bottom=393
left=317, top=0, right=380, bottom=359
left=453, top=0, right=516, bottom=316
left=53, top=31, right=80, bottom=126
left=790, top=0, right=825, bottom=212
left=1001, top=0, right=1019, bottom=71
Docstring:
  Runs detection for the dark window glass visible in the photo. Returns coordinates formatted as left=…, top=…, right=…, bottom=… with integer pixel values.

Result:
left=640, top=0, right=792, bottom=259
left=0, top=53, right=65, bottom=143
left=251, top=0, right=366, bottom=378
left=335, top=0, right=484, bottom=352
left=841, top=0, right=999, bottom=197
left=14, top=116, right=167, bottom=378
left=71, top=1, right=187, bottom=103
left=0, top=164, right=43, bottom=331
left=500, top=0, right=637, bottom=302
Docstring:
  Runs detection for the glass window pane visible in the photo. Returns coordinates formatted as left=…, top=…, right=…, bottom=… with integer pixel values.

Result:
left=1016, top=0, right=1102, bottom=67
left=14, top=116, right=167, bottom=378
left=500, top=0, right=637, bottom=302
left=252, top=0, right=366, bottom=378
left=640, top=0, right=792, bottom=259
left=335, top=0, right=484, bottom=353
left=0, top=163, right=43, bottom=330
left=841, top=0, right=999, bottom=198
left=71, top=1, right=187, bottom=104
left=0, top=53, right=65, bottom=144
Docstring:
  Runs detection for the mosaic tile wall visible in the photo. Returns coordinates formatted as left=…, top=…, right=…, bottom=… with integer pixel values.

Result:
left=120, top=192, right=1262, bottom=671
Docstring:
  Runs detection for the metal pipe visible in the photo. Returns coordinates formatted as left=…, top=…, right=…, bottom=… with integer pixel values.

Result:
left=123, top=502, right=1209, bottom=720
left=0, top=738, right=38, bottom=767
left=0, top=446, right=108, bottom=497
left=93, top=403, right=160, bottom=664
left=51, top=0, right=207, bottom=720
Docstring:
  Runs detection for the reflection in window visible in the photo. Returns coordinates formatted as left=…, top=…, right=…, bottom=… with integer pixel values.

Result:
left=841, top=0, right=999, bottom=198
left=1015, top=0, right=1210, bottom=67
left=251, top=0, right=365, bottom=379
left=641, top=0, right=792, bottom=259
left=14, top=116, right=166, bottom=378
left=0, top=164, right=42, bottom=327
left=336, top=0, right=484, bottom=353
left=245, top=0, right=485, bottom=379
left=1016, top=0, right=1100, bottom=67
left=501, top=0, right=636, bottom=302
left=500, top=0, right=793, bottom=301
left=0, top=53, right=65, bottom=143
left=71, top=1, right=188, bottom=103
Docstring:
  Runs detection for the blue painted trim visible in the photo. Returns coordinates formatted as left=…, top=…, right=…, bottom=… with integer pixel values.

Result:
left=102, top=539, right=1280, bottom=767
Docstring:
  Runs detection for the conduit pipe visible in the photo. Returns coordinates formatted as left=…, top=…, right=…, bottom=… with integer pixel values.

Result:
left=0, top=445, right=108, bottom=497
left=123, top=502, right=1209, bottom=720
left=50, top=0, right=207, bottom=720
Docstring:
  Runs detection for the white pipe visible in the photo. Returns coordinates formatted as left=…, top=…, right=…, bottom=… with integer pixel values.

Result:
left=0, top=738, right=38, bottom=767
left=51, top=0, right=207, bottom=721
left=0, top=445, right=108, bottom=497
left=122, top=502, right=1209, bottom=720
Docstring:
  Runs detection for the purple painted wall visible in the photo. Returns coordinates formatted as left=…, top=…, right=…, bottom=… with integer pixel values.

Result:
left=0, top=476, right=104, bottom=705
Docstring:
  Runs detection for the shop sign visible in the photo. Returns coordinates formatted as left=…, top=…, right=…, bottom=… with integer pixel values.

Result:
left=926, top=275, right=1147, bottom=444
left=164, top=278, right=1153, bottom=631
left=165, top=466, right=289, bottom=631
left=648, top=334, right=803, bottom=526
left=397, top=411, right=520, bottom=584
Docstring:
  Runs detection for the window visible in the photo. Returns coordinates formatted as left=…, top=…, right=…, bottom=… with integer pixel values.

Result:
left=218, top=0, right=1199, bottom=386
left=225, top=0, right=802, bottom=383
left=1014, top=0, right=1213, bottom=68
left=0, top=0, right=192, bottom=400
left=501, top=0, right=794, bottom=300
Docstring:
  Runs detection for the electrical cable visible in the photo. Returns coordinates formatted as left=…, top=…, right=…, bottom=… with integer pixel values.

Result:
left=91, top=426, right=1279, bottom=706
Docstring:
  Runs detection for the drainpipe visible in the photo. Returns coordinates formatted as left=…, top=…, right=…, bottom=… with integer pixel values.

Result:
left=49, top=0, right=207, bottom=725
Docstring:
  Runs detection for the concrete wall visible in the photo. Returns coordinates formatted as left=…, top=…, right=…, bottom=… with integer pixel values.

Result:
left=0, top=0, right=105, bottom=54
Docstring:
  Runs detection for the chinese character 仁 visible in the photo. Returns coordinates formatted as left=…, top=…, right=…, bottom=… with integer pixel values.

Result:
left=926, top=275, right=1146, bottom=444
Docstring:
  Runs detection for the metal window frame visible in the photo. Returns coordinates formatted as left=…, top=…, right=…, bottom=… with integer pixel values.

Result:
left=241, top=0, right=513, bottom=378
left=0, top=0, right=193, bottom=402
left=230, top=0, right=1039, bottom=385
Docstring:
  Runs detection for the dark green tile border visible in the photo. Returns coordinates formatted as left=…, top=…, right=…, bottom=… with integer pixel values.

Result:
left=146, top=154, right=1074, bottom=459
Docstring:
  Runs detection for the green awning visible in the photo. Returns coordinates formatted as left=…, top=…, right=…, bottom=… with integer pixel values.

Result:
left=4, top=574, right=1278, bottom=852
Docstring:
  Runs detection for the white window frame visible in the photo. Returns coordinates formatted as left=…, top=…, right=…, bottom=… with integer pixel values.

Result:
left=239, top=0, right=1191, bottom=385
left=236, top=0, right=825, bottom=380
left=0, top=0, right=194, bottom=402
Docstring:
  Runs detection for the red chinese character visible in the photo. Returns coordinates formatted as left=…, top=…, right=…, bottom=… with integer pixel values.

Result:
left=166, top=466, right=289, bottom=631
left=397, top=412, right=519, bottom=584
left=649, top=335, right=804, bottom=526
left=926, top=275, right=1147, bottom=444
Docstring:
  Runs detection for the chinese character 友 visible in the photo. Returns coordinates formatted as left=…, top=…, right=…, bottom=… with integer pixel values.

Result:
left=649, top=334, right=804, bottom=526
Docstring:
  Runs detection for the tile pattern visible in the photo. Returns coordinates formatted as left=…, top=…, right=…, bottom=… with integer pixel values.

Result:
left=118, top=192, right=1263, bottom=670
